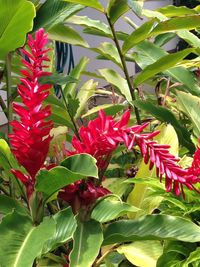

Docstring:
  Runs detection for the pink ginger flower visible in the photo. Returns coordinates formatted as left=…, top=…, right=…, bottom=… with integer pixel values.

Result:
left=66, top=110, right=200, bottom=197
left=9, top=28, right=53, bottom=198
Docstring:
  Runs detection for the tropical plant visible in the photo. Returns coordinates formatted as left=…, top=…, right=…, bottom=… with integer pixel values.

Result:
left=0, top=1, right=200, bottom=267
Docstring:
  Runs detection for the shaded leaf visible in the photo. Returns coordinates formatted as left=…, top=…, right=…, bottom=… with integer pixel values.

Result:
left=0, top=195, right=28, bottom=216
left=33, top=0, right=83, bottom=31
left=103, top=214, right=200, bottom=245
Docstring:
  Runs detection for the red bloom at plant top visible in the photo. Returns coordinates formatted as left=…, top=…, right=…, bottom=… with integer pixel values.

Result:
left=9, top=29, right=53, bottom=198
left=67, top=110, right=200, bottom=197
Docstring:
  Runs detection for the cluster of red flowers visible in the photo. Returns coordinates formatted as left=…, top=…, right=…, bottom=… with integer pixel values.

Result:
left=66, top=110, right=200, bottom=198
left=9, top=29, right=53, bottom=198
left=9, top=28, right=200, bottom=204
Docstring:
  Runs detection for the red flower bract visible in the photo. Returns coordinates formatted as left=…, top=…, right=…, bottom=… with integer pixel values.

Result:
left=67, top=110, right=200, bottom=197
left=9, top=28, right=53, bottom=196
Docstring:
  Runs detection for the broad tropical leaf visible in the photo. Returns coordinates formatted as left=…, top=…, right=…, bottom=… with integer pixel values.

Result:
left=117, top=240, right=163, bottom=267
left=42, top=208, right=77, bottom=254
left=35, top=154, right=98, bottom=201
left=103, top=215, right=200, bottom=245
left=0, top=0, right=35, bottom=59
left=33, top=0, right=83, bottom=31
left=70, top=219, right=103, bottom=267
left=0, top=211, right=56, bottom=267
left=91, top=196, right=140, bottom=223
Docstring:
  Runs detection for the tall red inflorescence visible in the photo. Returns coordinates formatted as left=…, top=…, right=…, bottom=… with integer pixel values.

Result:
left=9, top=28, right=53, bottom=198
left=65, top=110, right=200, bottom=198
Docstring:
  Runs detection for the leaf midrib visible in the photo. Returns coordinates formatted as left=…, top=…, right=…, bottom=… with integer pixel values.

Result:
left=13, top=227, right=34, bottom=267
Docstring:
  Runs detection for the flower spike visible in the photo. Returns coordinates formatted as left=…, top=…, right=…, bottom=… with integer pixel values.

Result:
left=9, top=28, right=53, bottom=197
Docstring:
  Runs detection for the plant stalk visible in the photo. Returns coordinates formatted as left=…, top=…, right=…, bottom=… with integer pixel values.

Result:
left=5, top=53, right=13, bottom=133
left=106, top=14, right=141, bottom=124
left=59, top=87, right=80, bottom=140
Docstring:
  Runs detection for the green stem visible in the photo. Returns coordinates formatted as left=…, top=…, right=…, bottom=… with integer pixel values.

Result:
left=106, top=15, right=141, bottom=124
left=60, top=87, right=80, bottom=140
left=5, top=53, right=13, bottom=133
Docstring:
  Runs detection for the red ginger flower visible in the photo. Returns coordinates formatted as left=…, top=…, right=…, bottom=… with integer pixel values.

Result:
left=67, top=110, right=200, bottom=197
left=59, top=180, right=110, bottom=211
left=9, top=28, right=53, bottom=198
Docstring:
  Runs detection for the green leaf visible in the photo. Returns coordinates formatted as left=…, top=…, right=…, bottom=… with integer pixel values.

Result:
left=157, top=5, right=197, bottom=17
left=48, top=23, right=89, bottom=47
left=134, top=48, right=195, bottom=86
left=64, top=57, right=89, bottom=98
left=117, top=240, right=163, bottom=267
left=151, top=15, right=200, bottom=35
left=67, top=15, right=111, bottom=37
left=64, top=0, right=104, bottom=12
left=81, top=104, right=125, bottom=118
left=154, top=32, right=177, bottom=47
left=0, top=139, right=20, bottom=169
left=36, top=154, right=98, bottom=201
left=134, top=41, right=200, bottom=95
left=42, top=207, right=77, bottom=254
left=107, top=0, right=129, bottom=25
left=0, top=0, right=35, bottom=59
left=0, top=195, right=28, bottom=216
left=50, top=104, right=73, bottom=128
left=185, top=247, right=200, bottom=265
left=127, top=0, right=144, bottom=17
left=75, top=79, right=97, bottom=119
left=177, top=30, right=200, bottom=48
left=99, top=69, right=132, bottom=101
left=176, top=91, right=200, bottom=137
left=122, top=20, right=155, bottom=54
left=134, top=100, right=195, bottom=152
left=103, top=214, right=200, bottom=245
left=0, top=211, right=56, bottom=267
left=127, top=124, right=178, bottom=219
left=92, top=42, right=122, bottom=67
left=33, top=0, right=83, bottom=31
left=91, top=196, right=140, bottom=223
left=39, top=73, right=77, bottom=86
left=70, top=219, right=103, bottom=267
left=67, top=95, right=80, bottom=118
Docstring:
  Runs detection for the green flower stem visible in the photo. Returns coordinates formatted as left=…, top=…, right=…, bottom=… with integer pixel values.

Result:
left=5, top=53, right=13, bottom=133
left=106, top=14, right=141, bottom=124
left=59, top=87, right=80, bottom=140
